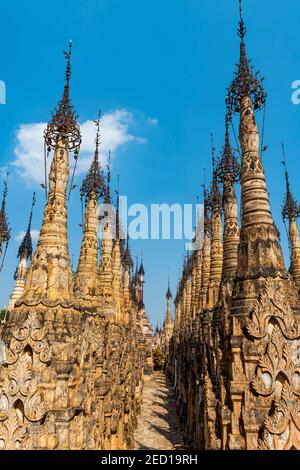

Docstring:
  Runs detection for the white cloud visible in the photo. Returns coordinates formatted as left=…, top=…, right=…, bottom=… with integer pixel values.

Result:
left=13, top=123, right=47, bottom=186
left=148, top=117, right=158, bottom=126
left=15, top=229, right=39, bottom=243
left=12, top=109, right=149, bottom=185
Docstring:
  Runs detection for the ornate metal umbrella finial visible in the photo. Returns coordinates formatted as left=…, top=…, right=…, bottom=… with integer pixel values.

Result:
left=17, top=192, right=36, bottom=263
left=216, top=113, right=240, bottom=183
left=166, top=277, right=172, bottom=300
left=227, top=0, right=266, bottom=113
left=123, top=232, right=134, bottom=271
left=44, top=40, right=81, bottom=155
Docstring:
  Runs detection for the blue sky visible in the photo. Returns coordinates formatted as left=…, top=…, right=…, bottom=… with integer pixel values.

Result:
left=1, top=0, right=300, bottom=327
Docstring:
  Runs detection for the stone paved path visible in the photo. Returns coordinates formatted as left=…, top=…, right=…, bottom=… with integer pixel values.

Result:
left=133, top=371, right=185, bottom=450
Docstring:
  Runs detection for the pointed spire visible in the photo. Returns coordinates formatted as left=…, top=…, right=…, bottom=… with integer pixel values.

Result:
left=138, top=260, right=145, bottom=276
left=216, top=114, right=240, bottom=184
left=98, top=150, right=114, bottom=306
left=44, top=40, right=81, bottom=155
left=80, top=112, right=105, bottom=204
left=200, top=167, right=212, bottom=313
left=123, top=233, right=132, bottom=323
left=166, top=277, right=172, bottom=300
left=0, top=172, right=10, bottom=261
left=123, top=233, right=134, bottom=271
left=20, top=45, right=80, bottom=303
left=227, top=0, right=266, bottom=113
left=206, top=134, right=223, bottom=309
left=164, top=277, right=173, bottom=344
left=228, top=2, right=286, bottom=305
left=281, top=145, right=300, bottom=287
left=208, top=133, right=222, bottom=212
left=114, top=173, right=121, bottom=239
left=105, top=150, right=111, bottom=203
left=281, top=144, right=300, bottom=222
left=17, top=192, right=36, bottom=262
left=217, top=114, right=240, bottom=282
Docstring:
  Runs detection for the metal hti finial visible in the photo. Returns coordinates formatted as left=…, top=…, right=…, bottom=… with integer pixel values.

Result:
left=17, top=192, right=36, bottom=263
left=166, top=276, right=172, bottom=300
left=64, top=40, right=72, bottom=87
left=227, top=0, right=266, bottom=113
left=238, top=0, right=246, bottom=39
left=281, top=144, right=300, bottom=221
left=123, top=230, right=133, bottom=271
left=94, top=110, right=101, bottom=150
left=216, top=112, right=240, bottom=183
left=44, top=40, right=81, bottom=155
left=115, top=173, right=120, bottom=238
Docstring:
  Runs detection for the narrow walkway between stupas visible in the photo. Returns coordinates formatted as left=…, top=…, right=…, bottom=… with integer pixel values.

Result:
left=133, top=371, right=185, bottom=450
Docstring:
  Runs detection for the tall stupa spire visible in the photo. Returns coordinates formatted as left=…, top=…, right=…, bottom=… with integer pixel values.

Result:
left=281, top=145, right=300, bottom=287
left=217, top=113, right=240, bottom=281
left=20, top=43, right=82, bottom=303
left=8, top=193, right=36, bottom=309
left=112, top=176, right=125, bottom=322
left=162, top=278, right=173, bottom=347
left=98, top=151, right=114, bottom=309
left=200, top=178, right=211, bottom=312
left=74, top=113, right=105, bottom=299
left=227, top=1, right=286, bottom=282
left=123, top=233, right=133, bottom=323
left=207, top=134, right=223, bottom=310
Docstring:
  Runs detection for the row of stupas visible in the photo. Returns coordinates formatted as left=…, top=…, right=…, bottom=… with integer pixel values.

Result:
left=0, top=42, right=152, bottom=450
left=166, top=1, right=300, bottom=450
